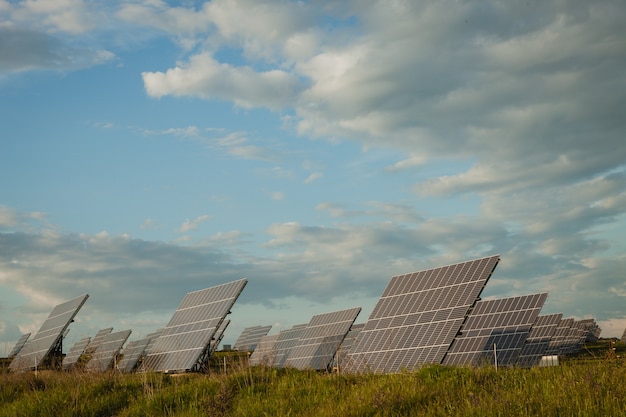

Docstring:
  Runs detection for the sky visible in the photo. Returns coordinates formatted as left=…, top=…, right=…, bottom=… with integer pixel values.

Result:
left=1, top=0, right=625, bottom=354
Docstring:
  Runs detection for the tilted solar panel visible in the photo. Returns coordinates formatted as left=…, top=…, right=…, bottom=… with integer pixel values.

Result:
left=86, top=327, right=114, bottom=354
left=142, top=278, right=247, bottom=373
left=347, top=255, right=500, bottom=373
left=209, top=319, right=230, bottom=354
left=8, top=333, right=31, bottom=358
left=85, top=329, right=132, bottom=372
left=266, top=324, right=308, bottom=368
left=248, top=333, right=280, bottom=366
left=517, top=313, right=562, bottom=367
left=62, top=336, right=92, bottom=370
left=233, top=325, right=273, bottom=352
left=442, top=293, right=547, bottom=367
left=10, top=294, right=89, bottom=372
left=335, top=323, right=364, bottom=371
left=545, top=318, right=575, bottom=355
left=285, top=307, right=361, bottom=371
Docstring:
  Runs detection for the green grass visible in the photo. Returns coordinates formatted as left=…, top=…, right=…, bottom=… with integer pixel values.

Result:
left=1, top=360, right=626, bottom=416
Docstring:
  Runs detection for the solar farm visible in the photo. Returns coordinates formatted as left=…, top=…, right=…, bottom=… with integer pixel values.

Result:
left=3, top=255, right=610, bottom=376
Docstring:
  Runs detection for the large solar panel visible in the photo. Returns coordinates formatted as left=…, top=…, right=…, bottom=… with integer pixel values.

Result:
left=347, top=255, right=500, bottom=373
left=442, top=293, right=547, bottom=367
left=142, top=278, right=247, bottom=373
left=118, top=329, right=164, bottom=374
left=8, top=333, right=31, bottom=358
left=62, top=336, right=91, bottom=370
left=85, top=329, right=132, bottom=372
left=86, top=327, right=114, bottom=354
left=10, top=294, right=89, bottom=372
left=517, top=313, right=562, bottom=367
left=233, top=325, right=273, bottom=352
left=285, top=307, right=361, bottom=371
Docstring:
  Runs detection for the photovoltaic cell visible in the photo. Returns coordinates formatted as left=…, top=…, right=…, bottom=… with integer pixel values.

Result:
left=142, top=278, right=247, bottom=373
left=8, top=333, right=31, bottom=358
left=85, top=329, right=132, bottom=372
left=248, top=334, right=280, bottom=366
left=517, top=313, right=562, bottom=368
left=442, top=293, right=547, bottom=367
left=285, top=307, right=361, bottom=371
left=10, top=294, right=89, bottom=372
left=233, top=325, right=273, bottom=352
left=62, top=337, right=91, bottom=370
left=347, top=255, right=500, bottom=373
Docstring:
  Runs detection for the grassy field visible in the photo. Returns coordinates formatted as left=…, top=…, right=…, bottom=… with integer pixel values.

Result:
left=1, top=342, right=625, bottom=416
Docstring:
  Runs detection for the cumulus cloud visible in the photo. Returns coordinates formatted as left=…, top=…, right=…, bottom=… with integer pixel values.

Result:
left=179, top=214, right=211, bottom=233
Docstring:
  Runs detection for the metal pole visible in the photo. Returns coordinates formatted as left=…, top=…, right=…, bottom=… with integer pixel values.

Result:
left=493, top=343, right=498, bottom=371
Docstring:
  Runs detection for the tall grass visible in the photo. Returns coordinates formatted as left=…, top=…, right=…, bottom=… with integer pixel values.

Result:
left=1, top=361, right=625, bottom=416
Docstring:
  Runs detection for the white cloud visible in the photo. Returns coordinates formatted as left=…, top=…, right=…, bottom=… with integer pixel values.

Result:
left=179, top=214, right=211, bottom=233
left=142, top=53, right=302, bottom=110
left=304, top=172, right=323, bottom=184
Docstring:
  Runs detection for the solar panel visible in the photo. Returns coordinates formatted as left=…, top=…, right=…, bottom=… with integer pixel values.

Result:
left=8, top=333, right=31, bottom=358
left=262, top=324, right=309, bottom=367
left=86, top=327, right=114, bottom=354
left=61, top=337, right=91, bottom=370
left=517, top=313, right=562, bottom=367
left=85, top=329, right=132, bottom=372
left=335, top=323, right=364, bottom=371
left=142, top=278, right=247, bottom=373
left=248, top=333, right=280, bottom=366
left=10, top=294, right=89, bottom=372
left=347, top=255, right=500, bottom=373
left=118, top=329, right=164, bottom=374
left=285, top=307, right=362, bottom=371
left=233, top=325, right=273, bottom=352
left=442, top=293, right=547, bottom=367
left=545, top=318, right=575, bottom=355
left=209, top=319, right=230, bottom=354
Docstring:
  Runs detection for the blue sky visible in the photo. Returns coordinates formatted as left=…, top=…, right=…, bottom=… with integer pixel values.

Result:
left=1, top=0, right=625, bottom=353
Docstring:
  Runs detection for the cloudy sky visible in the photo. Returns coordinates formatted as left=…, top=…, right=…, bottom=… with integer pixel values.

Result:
left=1, top=0, right=625, bottom=353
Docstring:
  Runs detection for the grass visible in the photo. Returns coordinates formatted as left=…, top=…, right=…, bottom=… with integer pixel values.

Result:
left=0, top=340, right=623, bottom=416
left=1, top=359, right=626, bottom=416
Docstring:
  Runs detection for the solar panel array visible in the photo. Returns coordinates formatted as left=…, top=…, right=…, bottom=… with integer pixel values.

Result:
left=442, top=293, right=547, bottom=367
left=285, top=307, right=361, bottom=370
left=517, top=313, right=562, bottom=367
left=142, top=278, right=247, bottom=373
left=248, top=334, right=280, bottom=366
left=8, top=333, right=31, bottom=358
left=347, top=255, right=500, bottom=373
left=233, top=325, right=273, bottom=352
left=10, top=294, right=89, bottom=372
left=85, top=329, right=132, bottom=372
left=61, top=336, right=91, bottom=370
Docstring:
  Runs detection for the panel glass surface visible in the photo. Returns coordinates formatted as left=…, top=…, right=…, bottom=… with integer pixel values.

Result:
left=545, top=318, right=575, bottom=355
left=285, top=307, right=361, bottom=370
left=209, top=319, right=230, bottom=354
left=442, top=293, right=547, bottom=367
left=86, top=328, right=114, bottom=354
left=248, top=334, right=280, bottom=366
left=61, top=337, right=91, bottom=370
left=85, top=329, right=132, bottom=372
left=8, top=333, right=31, bottom=358
left=10, top=294, right=89, bottom=372
left=142, top=279, right=247, bottom=372
left=233, top=325, right=273, bottom=352
left=517, top=313, right=562, bottom=367
left=347, top=255, right=500, bottom=373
